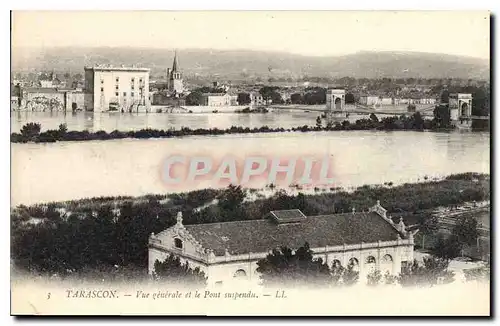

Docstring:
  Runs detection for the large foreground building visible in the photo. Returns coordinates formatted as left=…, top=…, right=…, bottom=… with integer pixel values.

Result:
left=148, top=201, right=416, bottom=286
left=84, top=65, right=151, bottom=112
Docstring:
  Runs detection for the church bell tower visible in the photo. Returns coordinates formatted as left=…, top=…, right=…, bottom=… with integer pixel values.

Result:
left=168, top=50, right=184, bottom=95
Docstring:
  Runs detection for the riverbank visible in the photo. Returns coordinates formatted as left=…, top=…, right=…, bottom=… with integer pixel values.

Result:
left=11, top=172, right=489, bottom=277
left=11, top=113, right=459, bottom=143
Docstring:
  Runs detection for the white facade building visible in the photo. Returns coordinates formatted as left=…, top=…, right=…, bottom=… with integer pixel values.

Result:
left=201, top=93, right=238, bottom=106
left=84, top=66, right=151, bottom=113
left=148, top=201, right=416, bottom=286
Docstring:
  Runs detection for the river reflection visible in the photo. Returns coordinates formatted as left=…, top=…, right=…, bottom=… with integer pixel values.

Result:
left=11, top=130, right=490, bottom=206
left=11, top=111, right=374, bottom=133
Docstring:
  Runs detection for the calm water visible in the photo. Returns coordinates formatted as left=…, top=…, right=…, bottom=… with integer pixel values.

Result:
left=11, top=130, right=490, bottom=206
left=11, top=111, right=379, bottom=132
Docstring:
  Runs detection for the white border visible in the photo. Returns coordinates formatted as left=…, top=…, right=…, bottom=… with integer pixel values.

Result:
left=3, top=1, right=497, bottom=325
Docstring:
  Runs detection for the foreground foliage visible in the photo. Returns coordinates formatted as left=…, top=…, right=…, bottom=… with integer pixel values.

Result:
left=11, top=174, right=489, bottom=278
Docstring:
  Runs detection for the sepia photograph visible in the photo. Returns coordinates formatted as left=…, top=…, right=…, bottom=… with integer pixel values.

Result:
left=9, top=10, right=491, bottom=316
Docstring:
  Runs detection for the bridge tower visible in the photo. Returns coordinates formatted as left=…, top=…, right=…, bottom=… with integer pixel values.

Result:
left=449, top=93, right=472, bottom=129
left=325, top=89, right=347, bottom=123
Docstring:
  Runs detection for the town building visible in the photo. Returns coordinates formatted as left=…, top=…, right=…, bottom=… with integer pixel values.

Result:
left=148, top=201, right=416, bottom=286
left=200, top=93, right=238, bottom=106
left=38, top=71, right=62, bottom=88
left=17, top=87, right=85, bottom=112
left=250, top=92, right=265, bottom=106
left=84, top=65, right=151, bottom=112
left=359, top=95, right=437, bottom=108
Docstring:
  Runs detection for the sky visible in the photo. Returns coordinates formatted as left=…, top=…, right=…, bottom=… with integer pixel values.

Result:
left=11, top=11, right=490, bottom=59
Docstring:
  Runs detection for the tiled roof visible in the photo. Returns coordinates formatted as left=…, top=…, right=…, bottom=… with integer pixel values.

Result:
left=184, top=211, right=403, bottom=256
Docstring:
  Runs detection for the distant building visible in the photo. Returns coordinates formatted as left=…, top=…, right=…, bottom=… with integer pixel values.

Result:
left=250, top=92, right=265, bottom=106
left=201, top=93, right=238, bottom=106
left=84, top=66, right=151, bottom=112
left=18, top=87, right=85, bottom=112
left=360, top=95, right=437, bottom=107
left=39, top=71, right=62, bottom=88
left=149, top=201, right=416, bottom=286
left=166, top=51, right=184, bottom=95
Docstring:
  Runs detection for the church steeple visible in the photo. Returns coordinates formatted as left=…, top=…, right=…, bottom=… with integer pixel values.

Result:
left=172, top=50, right=179, bottom=73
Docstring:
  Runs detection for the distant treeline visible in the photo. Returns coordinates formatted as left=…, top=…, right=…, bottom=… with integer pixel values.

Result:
left=11, top=112, right=468, bottom=144
left=11, top=173, right=489, bottom=279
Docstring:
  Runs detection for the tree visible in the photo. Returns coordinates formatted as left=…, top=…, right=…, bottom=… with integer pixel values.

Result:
left=431, top=233, right=461, bottom=260
left=315, top=116, right=322, bottom=129
left=341, top=262, right=359, bottom=286
left=366, top=270, right=382, bottom=286
left=259, top=86, right=282, bottom=105
left=451, top=215, right=480, bottom=256
left=256, top=242, right=332, bottom=287
left=217, top=184, right=245, bottom=212
left=237, top=92, right=251, bottom=105
left=20, top=122, right=41, bottom=141
left=419, top=214, right=438, bottom=250
left=369, top=113, right=379, bottom=123
left=153, top=255, right=207, bottom=287
left=412, top=112, right=424, bottom=130
left=432, top=104, right=451, bottom=128
left=186, top=91, right=203, bottom=106
left=58, top=123, right=68, bottom=136
left=398, top=256, right=455, bottom=287
left=290, top=93, right=303, bottom=104
left=345, top=93, right=355, bottom=104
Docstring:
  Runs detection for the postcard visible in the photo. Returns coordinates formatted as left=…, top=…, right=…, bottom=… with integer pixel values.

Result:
left=10, top=10, right=490, bottom=316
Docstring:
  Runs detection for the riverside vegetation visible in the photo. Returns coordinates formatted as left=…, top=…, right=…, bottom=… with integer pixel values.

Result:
left=11, top=173, right=489, bottom=285
left=11, top=110, right=487, bottom=144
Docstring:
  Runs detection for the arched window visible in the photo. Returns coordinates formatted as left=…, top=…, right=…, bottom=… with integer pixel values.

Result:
left=365, top=256, right=376, bottom=264
left=381, top=254, right=394, bottom=274
left=234, top=269, right=247, bottom=278
left=382, top=254, right=393, bottom=263
left=348, top=258, right=360, bottom=272
left=174, top=238, right=183, bottom=249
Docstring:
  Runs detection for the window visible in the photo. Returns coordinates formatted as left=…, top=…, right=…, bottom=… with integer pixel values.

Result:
left=123, top=92, right=127, bottom=97
left=366, top=256, right=376, bottom=264
left=131, top=92, right=134, bottom=97
left=332, top=260, right=342, bottom=269
left=115, top=85, right=119, bottom=90
left=174, top=238, right=183, bottom=249
left=100, top=80, right=104, bottom=84
left=382, top=254, right=393, bottom=263
left=115, top=92, right=119, bottom=97
left=131, top=84, right=135, bottom=90
left=116, top=77, right=119, bottom=82
left=100, top=87, right=104, bottom=92
left=139, top=78, right=143, bottom=83
left=131, top=78, right=135, bottom=83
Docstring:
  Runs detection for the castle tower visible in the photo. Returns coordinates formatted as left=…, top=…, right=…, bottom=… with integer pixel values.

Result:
left=168, top=50, right=184, bottom=94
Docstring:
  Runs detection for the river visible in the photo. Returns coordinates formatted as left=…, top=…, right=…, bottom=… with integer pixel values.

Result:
left=11, top=128, right=490, bottom=206
left=11, top=111, right=390, bottom=133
